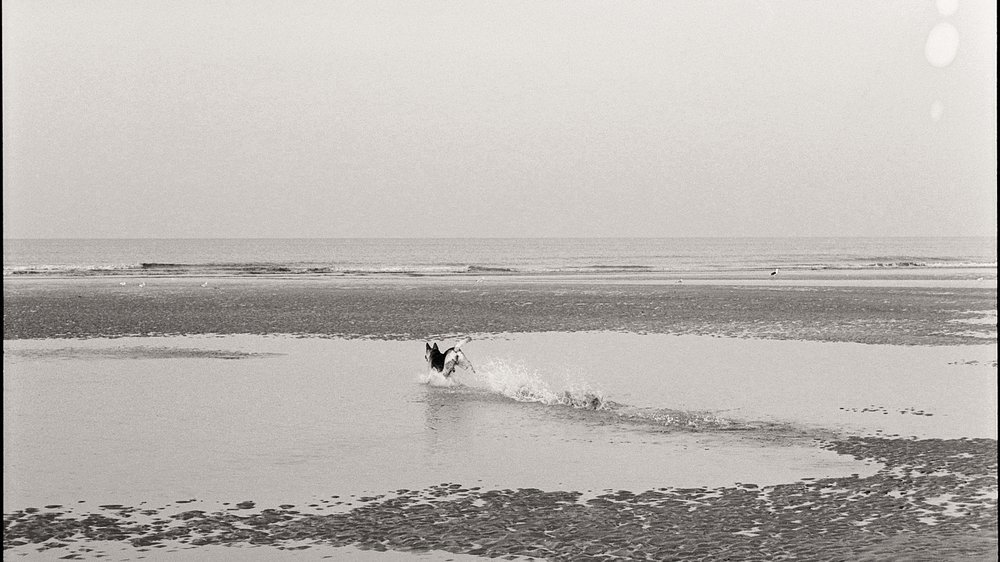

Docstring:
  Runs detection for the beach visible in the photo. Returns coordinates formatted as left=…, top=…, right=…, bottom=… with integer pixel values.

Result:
left=3, top=273, right=997, bottom=560
left=4, top=276, right=996, bottom=344
left=4, top=0, right=996, bottom=554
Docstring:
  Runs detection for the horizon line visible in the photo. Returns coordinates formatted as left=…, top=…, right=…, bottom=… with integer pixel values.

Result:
left=3, top=235, right=997, bottom=241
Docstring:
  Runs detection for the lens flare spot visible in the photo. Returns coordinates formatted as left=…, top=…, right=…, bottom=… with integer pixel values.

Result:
left=930, top=100, right=944, bottom=121
left=925, top=22, right=960, bottom=68
left=936, top=0, right=958, bottom=17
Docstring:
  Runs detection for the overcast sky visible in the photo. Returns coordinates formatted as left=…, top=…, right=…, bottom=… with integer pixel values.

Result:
left=2, top=0, right=996, bottom=238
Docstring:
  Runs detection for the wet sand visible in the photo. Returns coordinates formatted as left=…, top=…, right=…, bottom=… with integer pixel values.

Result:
left=4, top=277, right=996, bottom=344
left=4, top=277, right=997, bottom=560
left=4, top=437, right=996, bottom=560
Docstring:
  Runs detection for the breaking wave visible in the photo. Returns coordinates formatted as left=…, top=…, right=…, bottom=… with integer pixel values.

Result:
left=2, top=262, right=523, bottom=277
left=5, top=253, right=996, bottom=279
left=5, top=238, right=995, bottom=278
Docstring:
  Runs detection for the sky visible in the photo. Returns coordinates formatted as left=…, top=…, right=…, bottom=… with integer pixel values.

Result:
left=2, top=0, right=996, bottom=238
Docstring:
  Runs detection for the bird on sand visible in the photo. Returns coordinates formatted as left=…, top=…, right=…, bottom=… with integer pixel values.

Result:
left=770, top=269, right=778, bottom=276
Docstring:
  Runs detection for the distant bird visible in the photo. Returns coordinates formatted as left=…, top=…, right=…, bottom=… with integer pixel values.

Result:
left=138, top=282, right=146, bottom=288
left=201, top=281, right=209, bottom=287
left=770, top=269, right=778, bottom=276
left=476, top=277, right=484, bottom=283
left=976, top=277, right=984, bottom=281
left=677, top=279, right=683, bottom=284
left=119, top=281, right=127, bottom=286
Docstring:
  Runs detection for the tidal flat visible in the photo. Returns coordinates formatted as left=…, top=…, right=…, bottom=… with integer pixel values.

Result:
left=3, top=277, right=997, bottom=560
left=3, top=276, right=996, bottom=345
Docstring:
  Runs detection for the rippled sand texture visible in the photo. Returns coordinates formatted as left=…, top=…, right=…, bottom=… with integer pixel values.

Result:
left=4, top=277, right=997, bottom=344
left=3, top=438, right=996, bottom=560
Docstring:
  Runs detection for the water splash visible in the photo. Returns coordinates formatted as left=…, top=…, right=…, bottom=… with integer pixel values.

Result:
left=471, top=359, right=606, bottom=410
left=421, top=359, right=813, bottom=434
left=417, top=369, right=460, bottom=388
left=468, top=360, right=763, bottom=431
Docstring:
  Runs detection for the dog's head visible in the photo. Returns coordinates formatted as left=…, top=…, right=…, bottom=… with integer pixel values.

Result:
left=424, top=342, right=439, bottom=364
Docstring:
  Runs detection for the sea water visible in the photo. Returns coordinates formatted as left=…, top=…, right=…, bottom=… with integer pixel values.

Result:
left=4, top=332, right=996, bottom=512
left=4, top=237, right=996, bottom=277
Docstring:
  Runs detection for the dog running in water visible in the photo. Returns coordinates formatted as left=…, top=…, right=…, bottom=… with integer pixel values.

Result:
left=425, top=337, right=475, bottom=378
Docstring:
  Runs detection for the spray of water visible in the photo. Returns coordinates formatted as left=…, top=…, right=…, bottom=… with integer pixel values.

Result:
left=417, top=369, right=460, bottom=388
left=470, top=359, right=606, bottom=410
left=418, top=357, right=749, bottom=432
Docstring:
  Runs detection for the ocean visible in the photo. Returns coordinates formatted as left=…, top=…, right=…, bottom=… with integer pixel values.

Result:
left=4, top=236, right=997, bottom=277
left=3, top=237, right=997, bottom=560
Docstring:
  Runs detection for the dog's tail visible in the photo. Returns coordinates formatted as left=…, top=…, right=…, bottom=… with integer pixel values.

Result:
left=453, top=336, right=472, bottom=351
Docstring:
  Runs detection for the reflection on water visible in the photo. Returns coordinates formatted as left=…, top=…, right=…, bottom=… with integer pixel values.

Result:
left=4, top=333, right=994, bottom=512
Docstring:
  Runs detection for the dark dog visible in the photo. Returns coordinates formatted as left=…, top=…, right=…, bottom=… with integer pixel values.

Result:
left=425, top=337, right=475, bottom=378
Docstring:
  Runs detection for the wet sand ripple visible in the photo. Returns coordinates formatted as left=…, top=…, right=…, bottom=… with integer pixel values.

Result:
left=5, top=437, right=996, bottom=560
left=5, top=280, right=996, bottom=345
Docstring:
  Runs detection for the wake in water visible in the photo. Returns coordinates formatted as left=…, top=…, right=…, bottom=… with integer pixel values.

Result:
left=419, top=357, right=772, bottom=433
left=419, top=357, right=605, bottom=408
